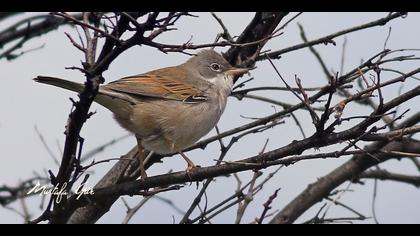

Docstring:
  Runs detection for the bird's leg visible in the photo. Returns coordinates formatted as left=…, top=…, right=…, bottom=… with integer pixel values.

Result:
left=136, top=135, right=147, bottom=180
left=178, top=151, right=198, bottom=178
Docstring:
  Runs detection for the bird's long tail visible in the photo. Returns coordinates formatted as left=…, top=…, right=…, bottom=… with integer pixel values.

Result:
left=34, top=76, right=135, bottom=118
left=34, top=76, right=85, bottom=93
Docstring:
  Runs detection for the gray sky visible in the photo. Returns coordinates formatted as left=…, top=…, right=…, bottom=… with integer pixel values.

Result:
left=1, top=12, right=419, bottom=224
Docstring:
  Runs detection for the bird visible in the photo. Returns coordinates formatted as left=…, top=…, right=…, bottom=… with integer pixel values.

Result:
left=34, top=49, right=249, bottom=179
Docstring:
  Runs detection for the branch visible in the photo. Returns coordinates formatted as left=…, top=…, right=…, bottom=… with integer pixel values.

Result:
left=269, top=139, right=420, bottom=224
left=259, top=12, right=407, bottom=60
left=35, top=12, right=419, bottom=224
left=187, top=66, right=420, bottom=153
left=0, top=13, right=83, bottom=59
left=224, top=12, right=289, bottom=82
left=67, top=147, right=138, bottom=224
left=61, top=66, right=420, bottom=223
left=64, top=12, right=289, bottom=224
left=257, top=188, right=281, bottom=224
left=47, top=13, right=103, bottom=224
left=60, top=87, right=420, bottom=214
left=358, top=169, right=420, bottom=188
left=86, top=72, right=420, bottom=224
left=0, top=177, right=49, bottom=207
left=34, top=12, right=186, bottom=224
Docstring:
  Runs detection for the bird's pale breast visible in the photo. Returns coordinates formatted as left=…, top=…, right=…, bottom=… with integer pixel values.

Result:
left=116, top=95, right=227, bottom=154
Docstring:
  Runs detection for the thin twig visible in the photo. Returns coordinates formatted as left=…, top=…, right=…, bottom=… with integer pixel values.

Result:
left=122, top=196, right=152, bottom=224
left=257, top=188, right=281, bottom=224
left=266, top=55, right=320, bottom=125
left=259, top=12, right=407, bottom=60
left=34, top=126, right=60, bottom=166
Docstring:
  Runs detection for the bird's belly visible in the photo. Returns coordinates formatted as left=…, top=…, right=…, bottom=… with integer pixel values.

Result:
left=118, top=100, right=225, bottom=154
left=170, top=103, right=221, bottom=151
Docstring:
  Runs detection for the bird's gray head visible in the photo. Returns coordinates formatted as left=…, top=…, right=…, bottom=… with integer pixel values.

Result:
left=185, top=49, right=232, bottom=79
left=185, top=49, right=248, bottom=81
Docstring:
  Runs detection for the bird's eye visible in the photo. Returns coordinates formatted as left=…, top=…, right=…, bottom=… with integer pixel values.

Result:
left=210, top=63, right=222, bottom=72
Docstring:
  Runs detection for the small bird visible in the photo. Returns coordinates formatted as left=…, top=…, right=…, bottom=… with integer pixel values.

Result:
left=34, top=49, right=249, bottom=178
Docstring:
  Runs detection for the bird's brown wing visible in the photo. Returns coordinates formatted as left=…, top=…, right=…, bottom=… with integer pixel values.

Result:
left=104, top=67, right=207, bottom=103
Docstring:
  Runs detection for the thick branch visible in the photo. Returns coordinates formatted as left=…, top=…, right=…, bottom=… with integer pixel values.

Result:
left=187, top=67, right=420, bottom=152
left=224, top=12, right=288, bottom=82
left=65, top=12, right=289, bottom=224
left=59, top=81, right=420, bottom=212
left=269, top=139, right=420, bottom=224
left=67, top=147, right=138, bottom=224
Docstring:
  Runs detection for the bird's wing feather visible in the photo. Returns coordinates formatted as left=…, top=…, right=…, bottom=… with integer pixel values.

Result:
left=104, top=68, right=207, bottom=103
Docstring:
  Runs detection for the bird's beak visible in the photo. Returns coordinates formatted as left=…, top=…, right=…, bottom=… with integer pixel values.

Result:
left=225, top=67, right=249, bottom=77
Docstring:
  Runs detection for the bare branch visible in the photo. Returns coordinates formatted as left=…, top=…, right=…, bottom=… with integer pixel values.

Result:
left=257, top=188, right=281, bottom=224
left=259, top=12, right=407, bottom=60
left=269, top=139, right=420, bottom=224
left=358, top=169, right=420, bottom=188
